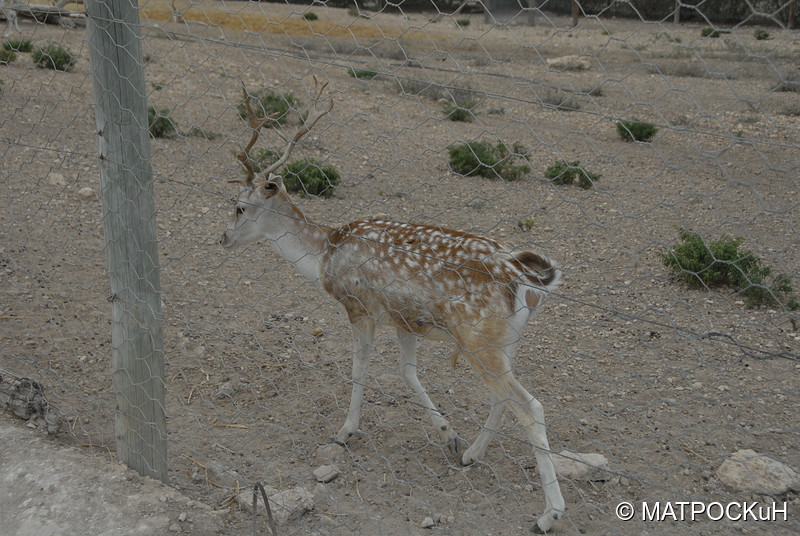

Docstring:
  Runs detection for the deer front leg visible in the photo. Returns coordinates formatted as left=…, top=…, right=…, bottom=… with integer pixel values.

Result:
left=337, top=318, right=376, bottom=443
left=319, top=318, right=375, bottom=462
left=397, top=328, right=465, bottom=457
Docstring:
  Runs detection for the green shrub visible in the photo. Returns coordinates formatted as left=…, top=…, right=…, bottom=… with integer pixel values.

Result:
left=32, top=43, right=76, bottom=71
left=0, top=48, right=17, bottom=65
left=443, top=99, right=477, bottom=122
left=772, top=80, right=800, bottom=93
left=281, top=158, right=341, bottom=198
left=616, top=119, right=658, bottom=142
left=148, top=106, right=177, bottom=138
left=303, top=12, right=318, bottom=21
left=544, top=160, right=600, bottom=189
left=448, top=140, right=530, bottom=181
left=456, top=19, right=470, bottom=27
left=349, top=68, right=379, bottom=80
left=517, top=217, right=535, bottom=231
left=237, top=90, right=300, bottom=127
left=185, top=126, right=221, bottom=140
left=4, top=39, right=33, bottom=53
left=754, top=29, right=770, bottom=40
left=542, top=90, right=581, bottom=111
left=660, top=229, right=798, bottom=309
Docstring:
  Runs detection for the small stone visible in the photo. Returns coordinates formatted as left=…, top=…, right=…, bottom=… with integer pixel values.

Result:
left=420, top=516, right=435, bottom=528
left=546, top=55, right=591, bottom=70
left=554, top=450, right=610, bottom=481
left=178, top=512, right=187, bottom=522
left=78, top=187, right=96, bottom=200
left=47, top=172, right=66, bottom=187
left=215, top=381, right=235, bottom=399
left=311, top=327, right=324, bottom=337
left=168, top=523, right=181, bottom=532
left=313, top=464, right=339, bottom=483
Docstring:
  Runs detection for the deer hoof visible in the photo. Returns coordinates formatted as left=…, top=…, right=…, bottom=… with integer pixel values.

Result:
left=460, top=451, right=478, bottom=467
left=446, top=435, right=466, bottom=456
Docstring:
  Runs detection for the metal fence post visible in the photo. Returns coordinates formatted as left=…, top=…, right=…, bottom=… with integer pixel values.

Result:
left=85, top=0, right=168, bottom=483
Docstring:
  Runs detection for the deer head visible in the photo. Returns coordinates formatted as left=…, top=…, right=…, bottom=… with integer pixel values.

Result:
left=219, top=78, right=333, bottom=250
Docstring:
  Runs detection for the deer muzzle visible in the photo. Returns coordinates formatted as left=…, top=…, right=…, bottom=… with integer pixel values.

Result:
left=219, top=232, right=236, bottom=249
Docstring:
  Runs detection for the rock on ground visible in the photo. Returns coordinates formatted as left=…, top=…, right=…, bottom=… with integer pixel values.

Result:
left=716, top=449, right=800, bottom=495
left=553, top=450, right=610, bottom=481
left=313, top=464, right=340, bottom=483
left=545, top=55, right=592, bottom=70
left=236, top=485, right=314, bottom=525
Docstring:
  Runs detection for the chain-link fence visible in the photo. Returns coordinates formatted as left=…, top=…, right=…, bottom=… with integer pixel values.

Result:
left=1, top=1, right=798, bottom=534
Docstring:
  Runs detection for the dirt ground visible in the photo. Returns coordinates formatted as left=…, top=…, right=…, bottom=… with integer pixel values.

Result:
left=0, top=414, right=227, bottom=536
left=1, top=2, right=799, bottom=535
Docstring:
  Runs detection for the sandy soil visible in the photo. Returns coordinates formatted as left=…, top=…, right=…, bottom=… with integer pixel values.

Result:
left=1, top=2, right=798, bottom=535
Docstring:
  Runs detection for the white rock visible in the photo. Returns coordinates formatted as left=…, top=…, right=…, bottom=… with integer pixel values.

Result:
left=78, top=187, right=96, bottom=200
left=237, top=486, right=314, bottom=525
left=47, top=172, right=66, bottom=187
left=420, top=516, right=435, bottom=528
left=553, top=450, right=610, bottom=481
left=546, top=55, right=591, bottom=70
left=313, top=464, right=339, bottom=483
left=716, top=450, right=800, bottom=495
left=190, top=460, right=243, bottom=489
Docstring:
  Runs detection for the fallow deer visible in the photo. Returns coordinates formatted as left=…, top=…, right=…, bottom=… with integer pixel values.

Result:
left=219, top=79, right=566, bottom=533
left=1, top=0, right=21, bottom=37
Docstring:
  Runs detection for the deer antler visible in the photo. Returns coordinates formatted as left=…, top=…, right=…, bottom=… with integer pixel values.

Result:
left=261, top=77, right=334, bottom=179
left=232, top=78, right=333, bottom=187
left=231, top=84, right=274, bottom=187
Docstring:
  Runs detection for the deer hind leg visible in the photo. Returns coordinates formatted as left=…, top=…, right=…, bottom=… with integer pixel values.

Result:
left=397, top=328, right=465, bottom=456
left=334, top=317, right=376, bottom=445
left=504, top=377, right=565, bottom=533
left=460, top=391, right=505, bottom=466
left=466, top=346, right=564, bottom=533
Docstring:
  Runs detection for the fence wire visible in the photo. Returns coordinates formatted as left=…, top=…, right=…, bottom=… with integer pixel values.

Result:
left=1, top=1, right=798, bottom=535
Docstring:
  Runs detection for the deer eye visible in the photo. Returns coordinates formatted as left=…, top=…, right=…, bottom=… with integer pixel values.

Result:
left=235, top=206, right=246, bottom=216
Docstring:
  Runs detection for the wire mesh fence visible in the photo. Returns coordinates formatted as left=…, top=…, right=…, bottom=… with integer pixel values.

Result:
left=1, top=1, right=798, bottom=534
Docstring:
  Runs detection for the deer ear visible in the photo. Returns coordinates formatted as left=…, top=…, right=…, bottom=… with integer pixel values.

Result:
left=262, top=177, right=284, bottom=196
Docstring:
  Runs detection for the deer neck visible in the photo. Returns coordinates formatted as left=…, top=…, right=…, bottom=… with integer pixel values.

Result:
left=265, top=193, right=328, bottom=284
